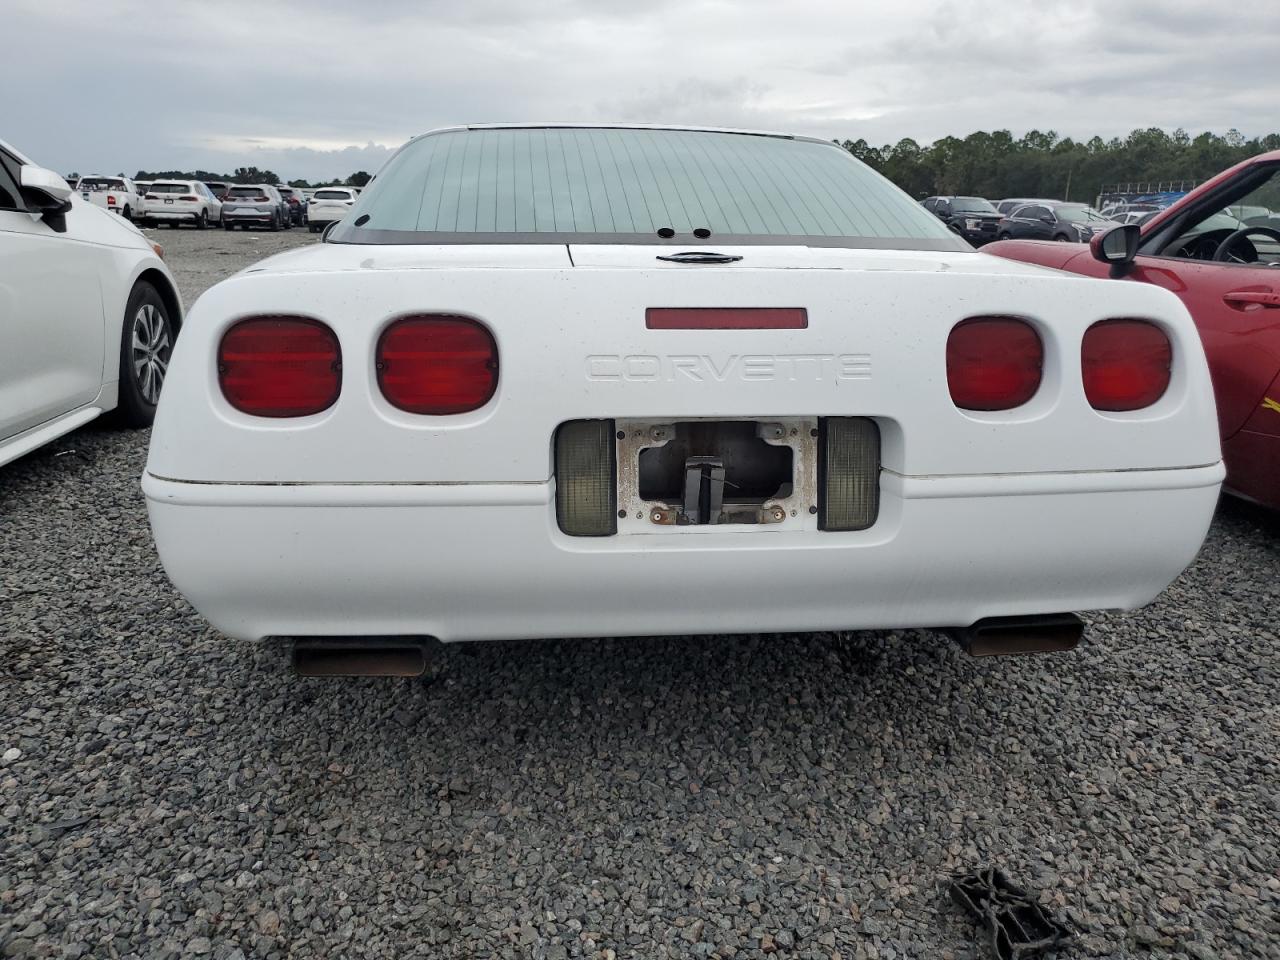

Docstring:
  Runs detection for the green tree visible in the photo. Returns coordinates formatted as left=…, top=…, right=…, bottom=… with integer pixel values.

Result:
left=841, top=127, right=1278, bottom=205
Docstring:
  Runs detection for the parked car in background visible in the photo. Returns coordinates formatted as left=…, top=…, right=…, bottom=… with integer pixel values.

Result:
left=1116, top=210, right=1158, bottom=226
left=920, top=196, right=1003, bottom=246
left=221, top=184, right=288, bottom=231
left=276, top=185, right=307, bottom=226
left=75, top=175, right=142, bottom=222
left=1226, top=203, right=1280, bottom=232
left=996, top=202, right=1118, bottom=242
left=986, top=149, right=1280, bottom=509
left=995, top=197, right=1057, bottom=216
left=203, top=181, right=231, bottom=201
left=136, top=181, right=152, bottom=197
left=144, top=123, right=1222, bottom=678
left=305, top=186, right=357, bottom=232
left=1105, top=202, right=1162, bottom=220
left=142, top=180, right=222, bottom=229
left=0, top=139, right=182, bottom=468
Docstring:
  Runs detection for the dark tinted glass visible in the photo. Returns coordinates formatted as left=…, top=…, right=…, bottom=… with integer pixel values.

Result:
left=334, top=127, right=960, bottom=248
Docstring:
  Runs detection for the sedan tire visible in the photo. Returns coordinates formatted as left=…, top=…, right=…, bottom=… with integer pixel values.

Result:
left=196, top=210, right=208, bottom=230
left=115, top=282, right=175, bottom=428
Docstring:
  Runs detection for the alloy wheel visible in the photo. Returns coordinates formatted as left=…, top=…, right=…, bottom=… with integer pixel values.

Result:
left=131, top=303, right=171, bottom=405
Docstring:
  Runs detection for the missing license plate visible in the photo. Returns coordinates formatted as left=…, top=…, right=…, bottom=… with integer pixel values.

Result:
left=615, top=417, right=818, bottom=532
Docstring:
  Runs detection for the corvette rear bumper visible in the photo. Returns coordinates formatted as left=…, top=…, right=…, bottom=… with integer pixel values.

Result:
left=143, top=463, right=1223, bottom=643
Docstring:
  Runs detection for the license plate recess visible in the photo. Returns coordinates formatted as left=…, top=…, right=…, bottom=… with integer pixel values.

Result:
left=614, top=417, right=819, bottom=534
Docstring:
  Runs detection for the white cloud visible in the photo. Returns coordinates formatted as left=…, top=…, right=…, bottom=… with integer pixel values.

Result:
left=3, top=0, right=1274, bottom=180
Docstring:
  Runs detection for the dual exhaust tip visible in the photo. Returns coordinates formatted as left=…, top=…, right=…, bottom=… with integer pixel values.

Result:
left=288, top=614, right=1083, bottom=676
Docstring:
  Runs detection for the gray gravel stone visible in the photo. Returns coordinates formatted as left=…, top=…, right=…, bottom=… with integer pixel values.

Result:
left=1, top=227, right=1278, bottom=959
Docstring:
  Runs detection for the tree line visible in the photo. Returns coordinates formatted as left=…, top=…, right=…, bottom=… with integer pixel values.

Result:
left=128, top=166, right=372, bottom=188
left=840, top=127, right=1280, bottom=203
left=118, top=127, right=1279, bottom=205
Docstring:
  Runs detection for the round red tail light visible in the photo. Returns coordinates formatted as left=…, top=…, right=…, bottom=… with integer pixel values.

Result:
left=376, top=315, right=498, bottom=415
left=1081, top=319, right=1171, bottom=411
left=218, top=316, right=341, bottom=417
left=946, top=317, right=1043, bottom=410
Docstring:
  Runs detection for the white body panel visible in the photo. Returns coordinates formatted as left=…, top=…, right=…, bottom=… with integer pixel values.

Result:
left=146, top=244, right=1221, bottom=483
left=0, top=159, right=180, bottom=464
left=145, top=240, right=1223, bottom=642
left=145, top=468, right=1220, bottom=642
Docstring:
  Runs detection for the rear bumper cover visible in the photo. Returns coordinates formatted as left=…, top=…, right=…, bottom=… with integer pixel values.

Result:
left=146, top=210, right=201, bottom=220
left=143, top=463, right=1223, bottom=642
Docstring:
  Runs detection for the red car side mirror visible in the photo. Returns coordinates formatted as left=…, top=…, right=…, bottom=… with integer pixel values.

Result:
left=1091, top=224, right=1141, bottom=278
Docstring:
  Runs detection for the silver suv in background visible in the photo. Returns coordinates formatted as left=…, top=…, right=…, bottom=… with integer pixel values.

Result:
left=221, top=184, right=289, bottom=231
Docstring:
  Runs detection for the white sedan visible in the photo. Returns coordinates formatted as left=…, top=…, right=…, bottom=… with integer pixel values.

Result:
left=144, top=124, right=1223, bottom=676
left=0, top=140, right=182, bottom=468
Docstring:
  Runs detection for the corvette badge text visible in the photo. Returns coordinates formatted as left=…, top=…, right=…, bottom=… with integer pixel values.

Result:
left=586, top=354, right=872, bottom=383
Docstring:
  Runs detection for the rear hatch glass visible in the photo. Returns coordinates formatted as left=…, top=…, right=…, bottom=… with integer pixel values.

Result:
left=330, top=127, right=963, bottom=250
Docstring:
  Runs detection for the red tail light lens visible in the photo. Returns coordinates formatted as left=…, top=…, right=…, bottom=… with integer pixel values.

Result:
left=946, top=317, right=1043, bottom=410
left=1081, top=319, right=1171, bottom=411
left=376, top=315, right=498, bottom=415
left=180, top=195, right=198, bottom=201
left=107, top=196, right=116, bottom=204
left=218, top=317, right=341, bottom=417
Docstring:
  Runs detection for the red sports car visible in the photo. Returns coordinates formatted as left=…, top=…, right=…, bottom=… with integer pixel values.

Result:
left=985, top=150, right=1280, bottom=509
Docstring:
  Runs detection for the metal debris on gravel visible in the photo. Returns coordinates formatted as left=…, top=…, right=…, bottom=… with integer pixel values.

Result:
left=949, top=865, right=1072, bottom=959
left=1, top=227, right=1279, bottom=959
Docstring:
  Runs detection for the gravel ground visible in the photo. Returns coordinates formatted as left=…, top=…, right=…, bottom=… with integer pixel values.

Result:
left=2, top=227, right=1279, bottom=959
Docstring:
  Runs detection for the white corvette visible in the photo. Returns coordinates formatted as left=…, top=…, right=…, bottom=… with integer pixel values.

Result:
left=1, top=140, right=182, bottom=468
left=144, top=124, right=1224, bottom=675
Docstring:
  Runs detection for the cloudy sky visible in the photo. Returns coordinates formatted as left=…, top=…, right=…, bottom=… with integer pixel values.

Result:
left=5, top=0, right=1275, bottom=181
